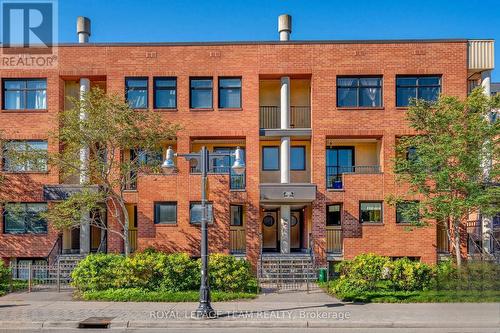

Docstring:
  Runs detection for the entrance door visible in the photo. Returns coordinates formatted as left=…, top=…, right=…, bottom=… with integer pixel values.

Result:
left=262, top=211, right=278, bottom=251
left=291, top=210, right=302, bottom=251
left=70, top=228, right=80, bottom=253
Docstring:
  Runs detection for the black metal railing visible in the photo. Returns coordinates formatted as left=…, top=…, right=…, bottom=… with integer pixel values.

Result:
left=326, top=165, right=381, bottom=189
left=190, top=166, right=245, bottom=190
left=259, top=106, right=311, bottom=129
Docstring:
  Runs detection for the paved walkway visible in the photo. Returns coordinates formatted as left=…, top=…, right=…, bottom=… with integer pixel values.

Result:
left=0, top=289, right=498, bottom=331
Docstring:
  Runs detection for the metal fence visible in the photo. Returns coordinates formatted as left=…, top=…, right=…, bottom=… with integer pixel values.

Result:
left=9, top=261, right=78, bottom=292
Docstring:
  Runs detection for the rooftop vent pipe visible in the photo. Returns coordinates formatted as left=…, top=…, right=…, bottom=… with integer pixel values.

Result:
left=278, top=14, right=292, bottom=41
left=77, top=16, right=91, bottom=43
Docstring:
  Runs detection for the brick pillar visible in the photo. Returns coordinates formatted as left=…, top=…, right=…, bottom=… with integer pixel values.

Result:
left=312, top=134, right=326, bottom=267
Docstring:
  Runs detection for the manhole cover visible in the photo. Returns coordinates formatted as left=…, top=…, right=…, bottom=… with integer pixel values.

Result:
left=78, top=316, right=114, bottom=329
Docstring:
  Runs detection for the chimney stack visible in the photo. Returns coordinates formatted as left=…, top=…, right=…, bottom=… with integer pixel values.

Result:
left=77, top=16, right=91, bottom=43
left=278, top=14, right=292, bottom=41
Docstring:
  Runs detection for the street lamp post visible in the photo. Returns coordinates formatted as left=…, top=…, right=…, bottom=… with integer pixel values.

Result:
left=162, top=145, right=245, bottom=318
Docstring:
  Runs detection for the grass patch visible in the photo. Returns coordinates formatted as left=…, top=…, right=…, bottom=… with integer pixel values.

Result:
left=80, top=288, right=258, bottom=302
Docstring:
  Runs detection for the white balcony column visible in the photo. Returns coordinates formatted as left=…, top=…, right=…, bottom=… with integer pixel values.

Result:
left=280, top=205, right=291, bottom=254
left=79, top=77, right=91, bottom=255
left=481, top=70, right=492, bottom=254
left=481, top=70, right=492, bottom=96
left=279, top=76, right=291, bottom=254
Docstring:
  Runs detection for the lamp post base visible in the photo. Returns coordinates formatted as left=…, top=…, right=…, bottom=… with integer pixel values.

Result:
left=195, top=302, right=216, bottom=319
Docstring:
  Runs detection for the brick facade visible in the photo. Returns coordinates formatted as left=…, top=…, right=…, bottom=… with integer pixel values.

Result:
left=0, top=40, right=470, bottom=266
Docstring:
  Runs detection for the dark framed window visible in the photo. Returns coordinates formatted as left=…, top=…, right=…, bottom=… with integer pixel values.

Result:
left=326, top=204, right=341, bottom=226
left=219, top=77, right=242, bottom=108
left=2, top=140, right=48, bottom=172
left=326, top=146, right=354, bottom=188
left=262, top=146, right=280, bottom=171
left=190, top=78, right=213, bottom=109
left=154, top=202, right=177, bottom=224
left=230, top=205, right=243, bottom=226
left=291, top=146, right=306, bottom=171
left=213, top=147, right=246, bottom=190
left=396, top=201, right=420, bottom=223
left=396, top=76, right=441, bottom=107
left=3, top=79, right=47, bottom=110
left=360, top=201, right=383, bottom=223
left=3, top=203, right=48, bottom=234
left=153, top=77, right=176, bottom=109
left=190, top=202, right=214, bottom=224
left=125, top=77, right=148, bottom=109
left=337, top=77, right=382, bottom=108
left=406, top=147, right=418, bottom=162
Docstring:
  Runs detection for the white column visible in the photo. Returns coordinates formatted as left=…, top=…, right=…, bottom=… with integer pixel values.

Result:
left=79, top=78, right=91, bottom=255
left=481, top=70, right=492, bottom=254
left=280, top=205, right=291, bottom=254
left=280, top=76, right=291, bottom=254
left=481, top=70, right=492, bottom=96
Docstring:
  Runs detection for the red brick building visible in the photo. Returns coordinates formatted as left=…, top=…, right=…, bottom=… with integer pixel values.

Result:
left=0, top=16, right=495, bottom=270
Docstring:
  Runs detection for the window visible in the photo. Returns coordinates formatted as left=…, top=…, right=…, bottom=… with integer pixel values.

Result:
left=190, top=202, right=214, bottom=224
left=396, top=76, right=441, bottom=107
left=213, top=147, right=246, bottom=190
left=337, top=77, right=382, bottom=108
left=326, top=147, right=354, bottom=189
left=3, top=79, right=47, bottom=110
left=190, top=78, right=213, bottom=109
left=219, top=77, right=242, bottom=108
left=396, top=201, right=419, bottom=223
left=3, top=203, right=48, bottom=234
left=360, top=202, right=383, bottom=223
left=406, top=147, right=418, bottom=162
left=153, top=77, right=176, bottom=109
left=291, top=146, right=306, bottom=171
left=125, top=77, right=148, bottom=109
left=326, top=204, right=341, bottom=226
left=154, top=202, right=177, bottom=224
left=230, top=205, right=243, bottom=226
left=2, top=141, right=48, bottom=172
left=262, top=147, right=279, bottom=171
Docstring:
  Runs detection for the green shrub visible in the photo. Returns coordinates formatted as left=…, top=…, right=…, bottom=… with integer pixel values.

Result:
left=71, top=253, right=125, bottom=291
left=71, top=252, right=257, bottom=293
left=206, top=254, right=258, bottom=293
left=0, top=260, right=10, bottom=285
left=161, top=253, right=199, bottom=291
left=386, top=258, right=433, bottom=291
left=433, top=260, right=500, bottom=291
left=333, top=253, right=391, bottom=294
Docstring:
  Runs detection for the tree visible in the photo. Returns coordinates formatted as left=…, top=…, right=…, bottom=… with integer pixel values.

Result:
left=390, top=88, right=499, bottom=266
left=43, top=87, right=180, bottom=256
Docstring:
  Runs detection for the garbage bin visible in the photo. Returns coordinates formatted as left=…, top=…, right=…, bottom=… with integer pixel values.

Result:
left=318, top=268, right=327, bottom=282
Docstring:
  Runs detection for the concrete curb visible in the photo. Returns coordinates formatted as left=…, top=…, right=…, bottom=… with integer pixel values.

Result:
left=1, top=320, right=498, bottom=329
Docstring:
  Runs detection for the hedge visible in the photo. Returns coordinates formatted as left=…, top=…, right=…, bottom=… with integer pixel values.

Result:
left=328, top=253, right=500, bottom=301
left=72, top=251, right=258, bottom=293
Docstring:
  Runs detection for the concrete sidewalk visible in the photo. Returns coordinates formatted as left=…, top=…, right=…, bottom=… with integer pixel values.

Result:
left=0, top=290, right=499, bottom=330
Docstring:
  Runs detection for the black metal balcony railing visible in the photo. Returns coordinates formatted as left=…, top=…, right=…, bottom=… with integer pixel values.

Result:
left=259, top=106, right=311, bottom=129
left=190, top=166, right=245, bottom=190
left=326, top=165, right=381, bottom=189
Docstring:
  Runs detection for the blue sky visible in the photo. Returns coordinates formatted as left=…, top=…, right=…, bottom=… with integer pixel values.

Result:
left=58, top=0, right=499, bottom=80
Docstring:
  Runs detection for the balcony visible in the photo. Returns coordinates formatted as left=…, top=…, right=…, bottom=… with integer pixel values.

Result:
left=326, top=165, right=381, bottom=189
left=191, top=165, right=245, bottom=190
left=326, top=227, right=342, bottom=254
left=259, top=106, right=311, bottom=129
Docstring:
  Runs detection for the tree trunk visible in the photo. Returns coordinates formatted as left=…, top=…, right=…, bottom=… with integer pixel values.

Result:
left=453, top=220, right=462, bottom=267
left=117, top=198, right=130, bottom=257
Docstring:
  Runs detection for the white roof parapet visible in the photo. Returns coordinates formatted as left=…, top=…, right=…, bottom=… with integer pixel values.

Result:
left=468, top=40, right=494, bottom=71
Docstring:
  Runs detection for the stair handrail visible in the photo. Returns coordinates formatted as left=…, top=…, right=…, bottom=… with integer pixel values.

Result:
left=46, top=234, right=62, bottom=265
left=259, top=231, right=263, bottom=279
